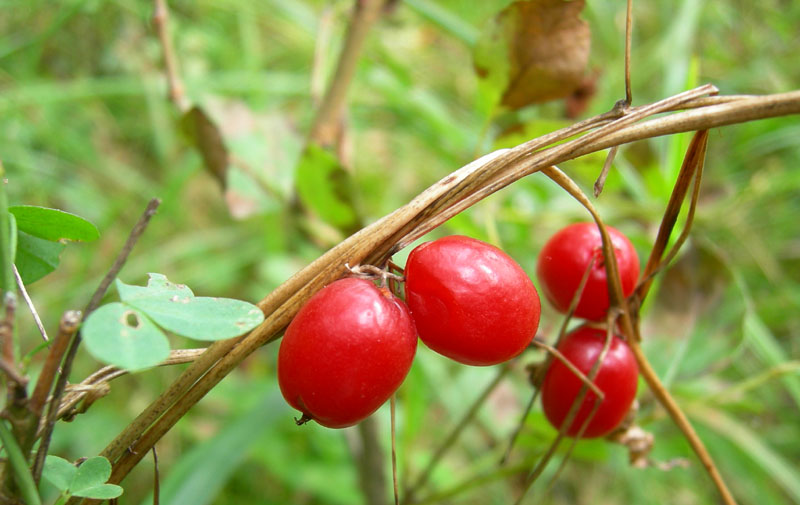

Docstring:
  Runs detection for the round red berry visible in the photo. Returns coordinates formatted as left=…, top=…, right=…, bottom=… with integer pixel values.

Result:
left=536, top=222, right=639, bottom=321
left=540, top=326, right=638, bottom=438
left=278, top=277, right=417, bottom=428
left=404, top=235, right=541, bottom=366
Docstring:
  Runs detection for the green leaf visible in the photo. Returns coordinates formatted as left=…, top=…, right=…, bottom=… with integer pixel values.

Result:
left=9, top=205, right=99, bottom=242
left=117, top=274, right=264, bottom=341
left=69, top=457, right=123, bottom=499
left=116, top=272, right=194, bottom=302
left=72, top=483, right=123, bottom=500
left=15, top=230, right=66, bottom=284
left=692, top=405, right=800, bottom=503
left=82, top=303, right=170, bottom=371
left=43, top=456, right=77, bottom=492
left=295, top=143, right=360, bottom=231
left=743, top=311, right=800, bottom=409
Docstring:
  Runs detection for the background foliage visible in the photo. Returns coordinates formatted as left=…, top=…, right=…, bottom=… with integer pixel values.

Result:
left=1, top=0, right=798, bottom=503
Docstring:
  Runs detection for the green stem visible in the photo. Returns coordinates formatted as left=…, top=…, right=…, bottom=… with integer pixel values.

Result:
left=0, top=421, right=42, bottom=505
left=0, top=163, right=15, bottom=295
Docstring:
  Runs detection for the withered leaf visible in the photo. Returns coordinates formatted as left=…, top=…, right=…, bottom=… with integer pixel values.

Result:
left=181, top=105, right=230, bottom=187
left=475, top=0, right=590, bottom=110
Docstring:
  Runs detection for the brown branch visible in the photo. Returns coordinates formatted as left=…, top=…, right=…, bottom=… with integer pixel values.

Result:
left=624, top=0, right=633, bottom=105
left=633, top=130, right=708, bottom=305
left=28, top=311, right=80, bottom=420
left=308, top=0, right=385, bottom=147
left=152, top=0, right=188, bottom=110
left=86, top=88, right=799, bottom=498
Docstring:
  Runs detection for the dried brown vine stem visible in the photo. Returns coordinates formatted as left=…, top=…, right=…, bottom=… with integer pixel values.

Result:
left=309, top=0, right=386, bottom=147
left=152, top=0, right=187, bottom=111
left=52, top=348, right=206, bottom=423
left=75, top=88, right=800, bottom=505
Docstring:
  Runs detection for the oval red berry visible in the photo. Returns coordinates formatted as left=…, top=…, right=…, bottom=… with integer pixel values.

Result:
left=278, top=277, right=417, bottom=428
left=540, top=326, right=638, bottom=438
left=536, top=222, right=639, bottom=321
left=404, top=235, right=541, bottom=366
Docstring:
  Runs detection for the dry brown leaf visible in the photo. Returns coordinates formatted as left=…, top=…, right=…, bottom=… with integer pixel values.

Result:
left=477, top=0, right=591, bottom=110
left=181, top=106, right=230, bottom=187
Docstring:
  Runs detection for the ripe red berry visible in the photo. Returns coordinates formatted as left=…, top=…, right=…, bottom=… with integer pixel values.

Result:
left=278, top=277, right=417, bottom=428
left=404, top=235, right=541, bottom=366
left=540, top=326, right=638, bottom=438
left=536, top=222, right=639, bottom=321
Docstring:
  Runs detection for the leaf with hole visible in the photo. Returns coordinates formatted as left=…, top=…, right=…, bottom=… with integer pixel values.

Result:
left=15, top=230, right=66, bottom=284
left=117, top=273, right=265, bottom=341
left=82, top=303, right=170, bottom=371
left=9, top=205, right=99, bottom=242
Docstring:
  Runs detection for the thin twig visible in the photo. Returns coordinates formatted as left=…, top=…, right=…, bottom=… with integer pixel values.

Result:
left=152, top=0, right=188, bottom=110
left=85, top=198, right=161, bottom=316
left=152, top=447, right=160, bottom=505
left=403, top=364, right=511, bottom=503
left=624, top=0, right=633, bottom=106
left=593, top=145, right=619, bottom=197
left=309, top=0, right=385, bottom=147
left=310, top=6, right=335, bottom=106
left=391, top=395, right=400, bottom=505
left=0, top=358, right=25, bottom=386
left=13, top=265, right=47, bottom=342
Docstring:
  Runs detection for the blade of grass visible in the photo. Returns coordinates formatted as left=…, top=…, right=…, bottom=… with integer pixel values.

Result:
left=0, top=421, right=42, bottom=505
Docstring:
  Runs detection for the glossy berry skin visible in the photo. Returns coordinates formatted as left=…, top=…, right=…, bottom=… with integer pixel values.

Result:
left=540, top=326, right=638, bottom=438
left=536, top=222, right=640, bottom=321
left=278, top=278, right=417, bottom=429
left=404, top=235, right=541, bottom=366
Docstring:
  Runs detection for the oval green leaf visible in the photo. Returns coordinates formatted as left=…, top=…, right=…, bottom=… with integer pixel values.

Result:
left=127, top=296, right=264, bottom=341
left=15, top=230, right=66, bottom=284
left=9, top=205, right=99, bottom=242
left=82, top=303, right=170, bottom=371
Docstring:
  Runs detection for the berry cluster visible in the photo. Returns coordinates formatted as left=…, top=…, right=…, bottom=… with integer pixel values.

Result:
left=537, top=223, right=640, bottom=438
left=278, top=223, right=640, bottom=437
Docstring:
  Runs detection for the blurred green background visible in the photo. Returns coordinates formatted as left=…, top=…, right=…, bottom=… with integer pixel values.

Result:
left=1, top=0, right=799, bottom=503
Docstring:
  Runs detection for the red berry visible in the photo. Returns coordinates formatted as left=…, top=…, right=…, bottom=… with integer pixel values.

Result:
left=278, top=277, right=417, bottom=428
left=536, top=222, right=639, bottom=321
left=540, top=326, right=638, bottom=438
left=404, top=235, right=541, bottom=366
